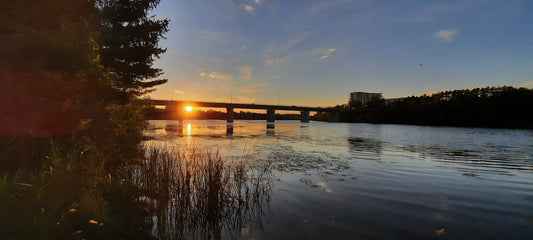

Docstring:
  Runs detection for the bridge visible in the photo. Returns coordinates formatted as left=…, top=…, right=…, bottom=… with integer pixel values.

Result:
left=151, top=100, right=343, bottom=125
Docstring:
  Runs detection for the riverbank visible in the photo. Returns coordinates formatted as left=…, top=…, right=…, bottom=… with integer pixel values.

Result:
left=314, top=86, right=533, bottom=129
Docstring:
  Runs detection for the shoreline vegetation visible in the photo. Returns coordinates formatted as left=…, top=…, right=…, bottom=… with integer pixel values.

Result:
left=0, top=1, right=272, bottom=238
left=317, top=86, right=533, bottom=129
left=0, top=0, right=248, bottom=239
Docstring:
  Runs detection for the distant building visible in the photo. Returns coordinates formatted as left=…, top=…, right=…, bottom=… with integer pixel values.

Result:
left=350, top=91, right=382, bottom=104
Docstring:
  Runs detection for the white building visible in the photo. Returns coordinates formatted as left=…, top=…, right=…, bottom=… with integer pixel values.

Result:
left=350, top=91, right=382, bottom=104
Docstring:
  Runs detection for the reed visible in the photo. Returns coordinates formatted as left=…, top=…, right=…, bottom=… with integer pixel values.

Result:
left=136, top=144, right=273, bottom=240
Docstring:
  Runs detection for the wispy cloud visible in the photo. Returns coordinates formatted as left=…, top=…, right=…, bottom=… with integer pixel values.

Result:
left=239, top=83, right=271, bottom=94
left=238, top=45, right=247, bottom=51
left=244, top=5, right=254, bottom=14
left=199, top=71, right=234, bottom=81
left=435, top=29, right=458, bottom=42
left=172, top=89, right=184, bottom=94
left=239, top=67, right=253, bottom=80
left=254, top=0, right=262, bottom=4
left=283, top=33, right=311, bottom=50
left=320, top=48, right=336, bottom=59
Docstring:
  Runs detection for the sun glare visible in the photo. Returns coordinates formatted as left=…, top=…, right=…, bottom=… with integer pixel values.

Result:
left=185, top=106, right=193, bottom=112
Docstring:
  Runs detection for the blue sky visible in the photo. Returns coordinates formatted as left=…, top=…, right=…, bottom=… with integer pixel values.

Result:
left=150, top=0, right=533, bottom=106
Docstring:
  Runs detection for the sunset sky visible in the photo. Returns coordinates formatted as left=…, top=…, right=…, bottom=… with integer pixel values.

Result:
left=149, top=0, right=533, bottom=107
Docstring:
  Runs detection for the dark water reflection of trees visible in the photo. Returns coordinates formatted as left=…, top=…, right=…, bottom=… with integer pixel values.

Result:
left=347, top=137, right=383, bottom=156
left=346, top=136, right=533, bottom=176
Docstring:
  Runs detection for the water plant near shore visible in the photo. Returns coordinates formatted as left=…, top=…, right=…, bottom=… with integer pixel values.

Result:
left=138, top=145, right=273, bottom=240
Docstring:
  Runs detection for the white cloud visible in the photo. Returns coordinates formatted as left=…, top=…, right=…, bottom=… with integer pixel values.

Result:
left=320, top=48, right=336, bottom=59
left=244, top=5, right=254, bottom=14
left=172, top=89, right=184, bottom=94
left=200, top=71, right=234, bottom=81
left=254, top=0, right=262, bottom=4
left=239, top=67, right=253, bottom=80
left=435, top=29, right=458, bottom=42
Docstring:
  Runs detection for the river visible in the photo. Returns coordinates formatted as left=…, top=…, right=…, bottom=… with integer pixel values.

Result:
left=145, top=120, right=533, bottom=239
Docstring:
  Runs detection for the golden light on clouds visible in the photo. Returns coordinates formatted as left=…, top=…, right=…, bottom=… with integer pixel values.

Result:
left=520, top=82, right=533, bottom=88
left=320, top=48, right=336, bottom=59
left=199, top=71, right=234, bottom=81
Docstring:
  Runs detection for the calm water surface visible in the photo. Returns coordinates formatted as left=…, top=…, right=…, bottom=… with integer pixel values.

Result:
left=145, top=120, right=533, bottom=239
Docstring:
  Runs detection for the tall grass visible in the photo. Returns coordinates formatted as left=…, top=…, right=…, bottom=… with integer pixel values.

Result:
left=0, top=135, right=271, bottom=239
left=137, top=145, right=273, bottom=240
left=0, top=136, right=154, bottom=240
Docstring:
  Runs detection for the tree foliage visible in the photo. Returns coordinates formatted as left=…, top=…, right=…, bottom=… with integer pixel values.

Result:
left=330, top=86, right=533, bottom=129
left=98, top=0, right=169, bottom=96
left=0, top=0, right=106, bottom=135
left=1, top=0, right=169, bottom=238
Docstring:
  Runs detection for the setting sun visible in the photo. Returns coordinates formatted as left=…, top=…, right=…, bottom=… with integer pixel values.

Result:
left=185, top=106, right=193, bottom=112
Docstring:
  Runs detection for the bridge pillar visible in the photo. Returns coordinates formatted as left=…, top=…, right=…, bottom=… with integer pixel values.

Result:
left=300, top=110, right=310, bottom=123
left=266, top=108, right=275, bottom=128
left=226, top=107, right=234, bottom=123
left=226, top=124, right=233, bottom=135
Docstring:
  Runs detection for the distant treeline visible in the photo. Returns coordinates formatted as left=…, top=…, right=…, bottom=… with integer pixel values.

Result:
left=314, top=86, right=533, bottom=129
left=146, top=108, right=301, bottom=120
